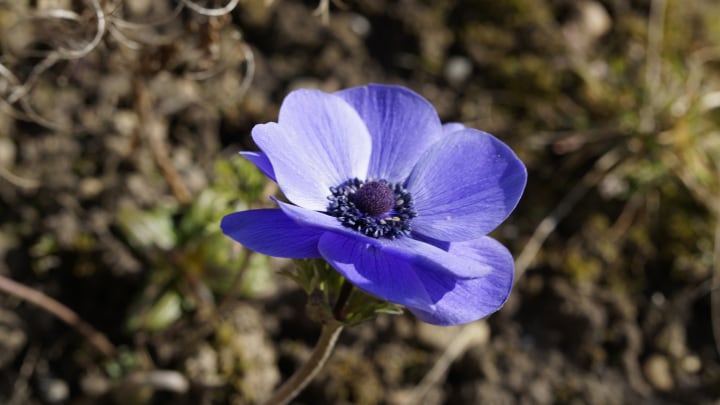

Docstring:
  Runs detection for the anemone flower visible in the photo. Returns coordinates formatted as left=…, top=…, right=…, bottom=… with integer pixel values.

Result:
left=222, top=84, right=527, bottom=325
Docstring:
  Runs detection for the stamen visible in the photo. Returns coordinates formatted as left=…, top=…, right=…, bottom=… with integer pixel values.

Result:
left=353, top=181, right=394, bottom=217
left=326, top=178, right=417, bottom=239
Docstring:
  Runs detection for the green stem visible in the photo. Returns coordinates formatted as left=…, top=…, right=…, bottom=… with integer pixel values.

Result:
left=261, top=320, right=343, bottom=405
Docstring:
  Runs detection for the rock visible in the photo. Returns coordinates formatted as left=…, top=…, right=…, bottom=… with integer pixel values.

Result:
left=681, top=355, right=701, bottom=374
left=36, top=376, right=69, bottom=404
left=562, top=1, right=612, bottom=54
left=643, top=354, right=674, bottom=391
left=444, top=56, right=473, bottom=86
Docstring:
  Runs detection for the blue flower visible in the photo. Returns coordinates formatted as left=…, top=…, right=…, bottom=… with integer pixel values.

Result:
left=222, top=84, right=527, bottom=325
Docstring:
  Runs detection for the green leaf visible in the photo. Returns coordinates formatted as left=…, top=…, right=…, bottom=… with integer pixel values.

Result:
left=117, top=206, right=177, bottom=250
left=143, top=291, right=183, bottom=332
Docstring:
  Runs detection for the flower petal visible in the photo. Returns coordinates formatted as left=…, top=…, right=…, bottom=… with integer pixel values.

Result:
left=275, top=200, right=491, bottom=279
left=335, top=84, right=443, bottom=183
left=407, top=128, right=527, bottom=241
left=253, top=89, right=372, bottom=211
left=318, top=233, right=513, bottom=325
left=407, top=237, right=515, bottom=325
left=221, top=209, right=323, bottom=258
left=318, top=232, right=435, bottom=308
left=442, top=122, right=466, bottom=135
left=239, top=151, right=276, bottom=182
left=274, top=200, right=353, bottom=236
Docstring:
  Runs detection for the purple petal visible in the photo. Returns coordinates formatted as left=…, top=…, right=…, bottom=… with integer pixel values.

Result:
left=239, top=151, right=276, bottom=182
left=335, top=84, right=443, bottom=183
left=275, top=200, right=491, bottom=279
left=442, top=122, right=466, bottom=135
left=318, top=232, right=435, bottom=308
left=274, top=200, right=354, bottom=237
left=220, top=209, right=323, bottom=258
left=253, top=90, right=371, bottom=211
left=407, top=128, right=527, bottom=241
left=318, top=233, right=514, bottom=325
left=407, top=237, right=515, bottom=325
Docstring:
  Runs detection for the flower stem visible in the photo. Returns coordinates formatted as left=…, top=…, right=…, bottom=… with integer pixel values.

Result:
left=261, top=320, right=343, bottom=405
left=333, top=279, right=354, bottom=321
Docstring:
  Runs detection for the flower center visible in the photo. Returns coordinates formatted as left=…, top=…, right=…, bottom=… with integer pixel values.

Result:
left=327, top=178, right=417, bottom=239
left=353, top=181, right=394, bottom=216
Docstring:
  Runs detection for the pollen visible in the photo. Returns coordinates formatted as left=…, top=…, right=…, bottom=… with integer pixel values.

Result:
left=326, top=178, right=417, bottom=239
left=354, top=181, right=395, bottom=216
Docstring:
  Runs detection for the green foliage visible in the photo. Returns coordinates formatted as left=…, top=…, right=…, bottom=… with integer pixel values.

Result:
left=118, top=205, right=178, bottom=251
left=117, top=155, right=271, bottom=334
left=289, top=259, right=403, bottom=327
left=126, top=290, right=183, bottom=333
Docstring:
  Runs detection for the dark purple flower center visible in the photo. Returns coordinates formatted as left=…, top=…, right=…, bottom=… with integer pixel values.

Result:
left=353, top=181, right=395, bottom=216
left=327, top=178, right=417, bottom=239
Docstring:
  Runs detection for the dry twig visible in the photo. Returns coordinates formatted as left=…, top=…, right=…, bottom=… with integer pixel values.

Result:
left=132, top=76, right=193, bottom=204
left=313, top=0, right=331, bottom=25
left=182, top=0, right=240, bottom=17
left=514, top=147, right=624, bottom=279
left=0, top=275, right=116, bottom=358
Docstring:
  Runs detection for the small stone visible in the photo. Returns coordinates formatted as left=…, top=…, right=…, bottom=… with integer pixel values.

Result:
left=563, top=1, right=612, bottom=53
left=643, top=354, right=674, bottom=391
left=444, top=56, right=473, bottom=86
left=681, top=355, right=702, bottom=374
left=37, top=376, right=70, bottom=404
left=349, top=13, right=371, bottom=38
left=79, top=177, right=104, bottom=199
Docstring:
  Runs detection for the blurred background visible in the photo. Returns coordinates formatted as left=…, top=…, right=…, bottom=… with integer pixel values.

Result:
left=1, top=0, right=719, bottom=403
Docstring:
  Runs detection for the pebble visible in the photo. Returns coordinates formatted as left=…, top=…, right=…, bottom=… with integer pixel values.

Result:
left=444, top=56, right=473, bottom=86
left=37, top=376, right=70, bottom=404
left=681, top=355, right=702, bottom=374
left=643, top=354, right=674, bottom=391
left=350, top=13, right=371, bottom=38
